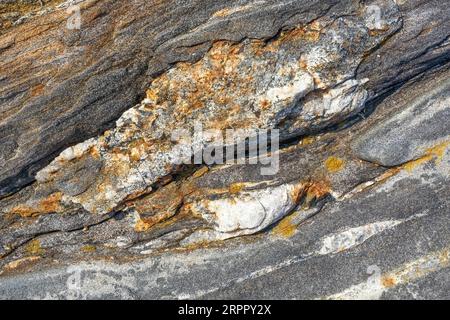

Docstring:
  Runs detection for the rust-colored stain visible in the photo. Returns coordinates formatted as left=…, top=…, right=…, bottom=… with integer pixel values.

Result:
left=368, top=25, right=391, bottom=37
left=31, top=84, right=45, bottom=97
left=2, top=256, right=41, bottom=273
left=0, top=0, right=65, bottom=33
left=303, top=180, right=330, bottom=208
left=290, top=183, right=306, bottom=203
left=259, top=99, right=271, bottom=110
left=277, top=26, right=321, bottom=44
left=133, top=182, right=186, bottom=232
left=141, top=23, right=323, bottom=134
left=325, top=156, right=345, bottom=173
left=89, top=146, right=101, bottom=159
left=135, top=218, right=152, bottom=232
left=11, top=192, right=63, bottom=217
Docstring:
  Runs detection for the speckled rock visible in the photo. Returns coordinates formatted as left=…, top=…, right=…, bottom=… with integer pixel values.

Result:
left=352, top=73, right=450, bottom=166
left=0, top=0, right=450, bottom=300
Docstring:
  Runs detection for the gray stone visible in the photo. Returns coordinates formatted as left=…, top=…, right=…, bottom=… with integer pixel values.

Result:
left=352, top=71, right=450, bottom=167
left=0, top=0, right=449, bottom=300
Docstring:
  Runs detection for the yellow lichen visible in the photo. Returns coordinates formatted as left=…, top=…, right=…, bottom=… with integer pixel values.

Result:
left=25, top=239, right=44, bottom=256
left=81, top=245, right=97, bottom=253
left=325, top=156, right=345, bottom=173
left=135, top=218, right=152, bottom=233
left=403, top=155, right=433, bottom=173
left=300, top=136, right=315, bottom=146
left=192, top=166, right=209, bottom=178
left=427, top=141, right=450, bottom=163
left=272, top=214, right=297, bottom=238
left=229, top=183, right=245, bottom=194
left=403, top=141, right=450, bottom=172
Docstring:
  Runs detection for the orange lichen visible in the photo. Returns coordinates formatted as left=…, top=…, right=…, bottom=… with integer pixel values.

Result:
left=325, top=156, right=345, bottom=173
left=381, top=276, right=397, bottom=288
left=306, top=180, right=330, bottom=202
left=272, top=214, right=297, bottom=238
left=11, top=192, right=63, bottom=217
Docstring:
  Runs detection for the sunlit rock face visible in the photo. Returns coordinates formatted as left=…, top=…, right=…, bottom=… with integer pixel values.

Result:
left=34, top=4, right=400, bottom=215
left=1, top=0, right=450, bottom=300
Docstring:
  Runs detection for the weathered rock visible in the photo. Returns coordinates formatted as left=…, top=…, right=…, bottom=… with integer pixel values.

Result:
left=352, top=71, right=450, bottom=166
left=1, top=126, right=449, bottom=298
left=23, top=0, right=401, bottom=215
left=1, top=0, right=449, bottom=197
left=0, top=0, right=449, bottom=300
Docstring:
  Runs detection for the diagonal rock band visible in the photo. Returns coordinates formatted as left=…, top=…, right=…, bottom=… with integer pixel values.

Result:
left=0, top=0, right=449, bottom=299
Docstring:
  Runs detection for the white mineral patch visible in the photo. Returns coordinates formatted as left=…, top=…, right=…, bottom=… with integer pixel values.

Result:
left=185, top=183, right=302, bottom=242
left=265, top=71, right=314, bottom=105
left=317, top=220, right=402, bottom=256
left=317, top=212, right=428, bottom=256
left=36, top=138, right=97, bottom=182
left=325, top=247, right=450, bottom=300
left=300, top=79, right=369, bottom=122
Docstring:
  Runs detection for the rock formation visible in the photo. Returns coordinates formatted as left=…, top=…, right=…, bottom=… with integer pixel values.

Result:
left=0, top=0, right=449, bottom=299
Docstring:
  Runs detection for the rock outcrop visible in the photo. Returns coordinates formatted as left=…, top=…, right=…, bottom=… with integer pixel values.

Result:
left=0, top=0, right=449, bottom=299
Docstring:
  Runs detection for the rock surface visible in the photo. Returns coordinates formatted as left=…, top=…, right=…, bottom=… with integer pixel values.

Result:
left=0, top=0, right=449, bottom=299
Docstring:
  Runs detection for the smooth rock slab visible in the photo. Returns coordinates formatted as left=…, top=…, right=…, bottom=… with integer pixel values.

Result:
left=352, top=72, right=450, bottom=167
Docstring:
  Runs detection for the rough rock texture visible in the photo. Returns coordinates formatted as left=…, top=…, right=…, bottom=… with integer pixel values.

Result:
left=0, top=0, right=449, bottom=299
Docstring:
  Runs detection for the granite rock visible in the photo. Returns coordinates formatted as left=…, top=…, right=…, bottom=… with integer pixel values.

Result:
left=0, top=0, right=449, bottom=300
